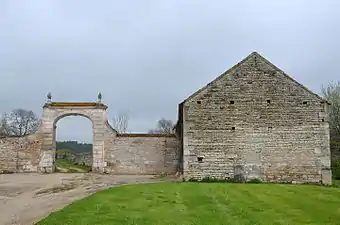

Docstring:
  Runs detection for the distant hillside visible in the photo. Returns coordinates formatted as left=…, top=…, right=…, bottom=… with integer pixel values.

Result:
left=56, top=141, right=92, bottom=153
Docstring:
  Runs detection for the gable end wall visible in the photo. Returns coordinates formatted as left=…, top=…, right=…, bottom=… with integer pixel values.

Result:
left=182, top=54, right=331, bottom=184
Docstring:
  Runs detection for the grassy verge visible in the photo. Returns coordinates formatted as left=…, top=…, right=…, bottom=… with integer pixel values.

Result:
left=55, top=159, right=91, bottom=173
left=333, top=179, right=340, bottom=187
left=37, top=182, right=340, bottom=225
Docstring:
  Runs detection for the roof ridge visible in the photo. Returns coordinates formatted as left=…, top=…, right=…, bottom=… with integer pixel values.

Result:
left=181, top=51, right=329, bottom=105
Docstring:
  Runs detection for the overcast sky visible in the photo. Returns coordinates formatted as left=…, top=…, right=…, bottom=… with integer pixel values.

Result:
left=1, top=0, right=339, bottom=143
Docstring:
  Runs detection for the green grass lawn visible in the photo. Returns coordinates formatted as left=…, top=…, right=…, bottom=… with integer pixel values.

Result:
left=37, top=182, right=340, bottom=225
left=55, top=158, right=91, bottom=173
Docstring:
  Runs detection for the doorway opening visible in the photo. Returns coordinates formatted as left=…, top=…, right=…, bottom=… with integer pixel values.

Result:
left=54, top=115, right=93, bottom=173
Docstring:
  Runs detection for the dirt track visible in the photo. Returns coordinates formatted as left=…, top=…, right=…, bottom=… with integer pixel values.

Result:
left=0, top=173, right=175, bottom=225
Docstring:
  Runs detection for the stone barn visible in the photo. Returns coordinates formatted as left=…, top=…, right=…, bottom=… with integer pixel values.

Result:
left=176, top=52, right=331, bottom=184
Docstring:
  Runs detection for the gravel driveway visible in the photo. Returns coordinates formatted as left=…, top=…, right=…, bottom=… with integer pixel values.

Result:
left=0, top=173, right=177, bottom=225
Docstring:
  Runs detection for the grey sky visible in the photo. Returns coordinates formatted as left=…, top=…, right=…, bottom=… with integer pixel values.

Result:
left=1, top=0, right=339, bottom=143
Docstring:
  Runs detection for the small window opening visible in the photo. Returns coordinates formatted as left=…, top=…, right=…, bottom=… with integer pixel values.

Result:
left=197, top=100, right=201, bottom=104
left=231, top=127, right=235, bottom=130
left=197, top=157, right=203, bottom=162
left=268, top=126, right=272, bottom=129
left=321, top=119, right=325, bottom=122
left=230, top=100, right=235, bottom=104
left=267, top=100, right=271, bottom=104
left=303, top=101, right=308, bottom=105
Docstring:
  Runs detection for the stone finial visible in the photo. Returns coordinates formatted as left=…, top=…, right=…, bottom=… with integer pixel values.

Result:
left=47, top=92, right=52, bottom=103
left=98, top=92, right=102, bottom=103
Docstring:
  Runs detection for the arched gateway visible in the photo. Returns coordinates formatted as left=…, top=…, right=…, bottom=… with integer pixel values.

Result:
left=38, top=93, right=113, bottom=173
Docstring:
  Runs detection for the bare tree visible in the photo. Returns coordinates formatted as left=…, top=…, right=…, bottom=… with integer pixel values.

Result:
left=1, top=109, right=40, bottom=137
left=0, top=115, right=9, bottom=136
left=111, top=111, right=129, bottom=133
left=148, top=118, right=175, bottom=134
left=321, top=81, right=340, bottom=135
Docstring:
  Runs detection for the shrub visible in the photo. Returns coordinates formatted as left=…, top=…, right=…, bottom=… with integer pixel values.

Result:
left=246, top=178, right=263, bottom=184
left=201, top=177, right=226, bottom=183
left=233, top=174, right=246, bottom=183
left=332, top=160, right=340, bottom=180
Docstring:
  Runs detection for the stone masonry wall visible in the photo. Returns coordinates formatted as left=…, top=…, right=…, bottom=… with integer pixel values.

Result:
left=0, top=113, right=180, bottom=175
left=104, top=133, right=180, bottom=175
left=182, top=52, right=331, bottom=184
left=0, top=132, right=42, bottom=173
left=56, top=152, right=92, bottom=166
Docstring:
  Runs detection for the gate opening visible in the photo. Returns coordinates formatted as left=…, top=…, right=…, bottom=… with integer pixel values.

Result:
left=54, top=116, right=93, bottom=173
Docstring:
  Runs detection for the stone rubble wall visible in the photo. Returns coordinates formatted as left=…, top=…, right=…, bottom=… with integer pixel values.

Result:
left=0, top=132, right=42, bottom=173
left=104, top=132, right=180, bottom=175
left=0, top=120, right=181, bottom=175
left=56, top=152, right=93, bottom=166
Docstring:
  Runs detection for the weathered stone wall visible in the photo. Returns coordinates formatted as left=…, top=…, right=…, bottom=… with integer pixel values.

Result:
left=104, top=133, right=180, bottom=175
left=74, top=152, right=92, bottom=166
left=56, top=152, right=92, bottom=166
left=181, top=52, right=331, bottom=184
left=0, top=109, right=180, bottom=175
left=0, top=132, right=42, bottom=173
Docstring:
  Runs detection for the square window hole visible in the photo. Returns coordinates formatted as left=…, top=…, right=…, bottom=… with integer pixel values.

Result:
left=267, top=100, right=271, bottom=104
left=197, top=100, right=201, bottom=104
left=231, top=127, right=235, bottom=130
left=322, top=119, right=325, bottom=122
left=197, top=157, right=203, bottom=162
left=230, top=100, right=235, bottom=104
left=303, top=101, right=308, bottom=105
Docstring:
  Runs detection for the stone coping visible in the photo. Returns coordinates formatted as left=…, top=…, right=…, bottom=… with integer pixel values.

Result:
left=43, top=102, right=108, bottom=109
left=117, top=133, right=176, bottom=137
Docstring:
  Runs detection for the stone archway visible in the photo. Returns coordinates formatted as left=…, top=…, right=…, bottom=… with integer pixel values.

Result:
left=38, top=93, right=110, bottom=173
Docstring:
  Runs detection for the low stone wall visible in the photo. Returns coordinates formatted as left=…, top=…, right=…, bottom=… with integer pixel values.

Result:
left=74, top=152, right=92, bottom=166
left=56, top=151, right=92, bottom=166
left=1, top=129, right=180, bottom=174
left=104, top=134, right=180, bottom=175
left=0, top=133, right=42, bottom=173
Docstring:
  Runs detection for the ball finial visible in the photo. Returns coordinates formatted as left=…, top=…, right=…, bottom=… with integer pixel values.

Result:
left=47, top=92, right=52, bottom=103
left=98, top=92, right=102, bottom=103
